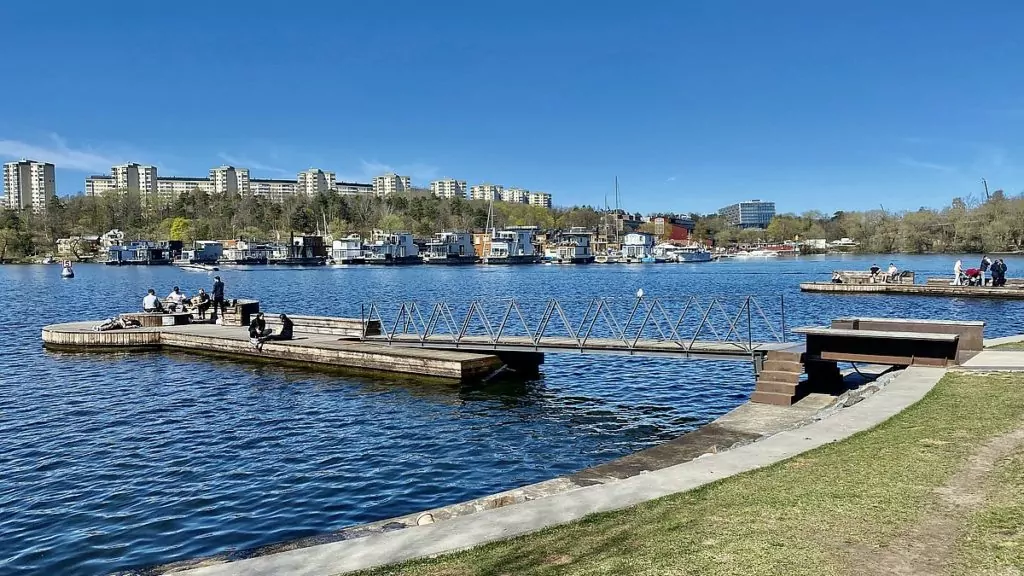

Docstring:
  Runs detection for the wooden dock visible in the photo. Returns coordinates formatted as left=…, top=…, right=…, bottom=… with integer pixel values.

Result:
left=800, top=281, right=1024, bottom=299
left=41, top=321, right=505, bottom=380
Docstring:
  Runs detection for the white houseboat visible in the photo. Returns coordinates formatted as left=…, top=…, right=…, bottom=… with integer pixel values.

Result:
left=330, top=234, right=365, bottom=265
left=622, top=232, right=656, bottom=263
left=482, top=227, right=541, bottom=265
left=423, top=232, right=477, bottom=265
left=174, top=241, right=223, bottom=265
left=366, top=231, right=421, bottom=265
left=551, top=227, right=595, bottom=264
left=221, top=240, right=272, bottom=265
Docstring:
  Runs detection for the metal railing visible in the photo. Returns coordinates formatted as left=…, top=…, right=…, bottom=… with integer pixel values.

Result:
left=360, top=295, right=786, bottom=353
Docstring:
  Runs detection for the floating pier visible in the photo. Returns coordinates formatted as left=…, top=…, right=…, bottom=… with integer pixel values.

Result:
left=41, top=302, right=514, bottom=380
left=800, top=281, right=1024, bottom=299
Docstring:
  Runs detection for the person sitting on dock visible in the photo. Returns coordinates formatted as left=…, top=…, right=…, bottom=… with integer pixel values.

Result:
left=887, top=262, right=899, bottom=283
left=192, top=288, right=212, bottom=320
left=831, top=271, right=844, bottom=284
left=143, top=289, right=164, bottom=313
left=869, top=263, right=881, bottom=282
left=248, top=312, right=273, bottom=349
left=166, top=286, right=187, bottom=312
left=263, top=314, right=294, bottom=342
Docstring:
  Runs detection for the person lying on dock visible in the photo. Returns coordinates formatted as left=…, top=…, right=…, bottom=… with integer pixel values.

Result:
left=93, top=317, right=142, bottom=331
left=143, top=289, right=165, bottom=313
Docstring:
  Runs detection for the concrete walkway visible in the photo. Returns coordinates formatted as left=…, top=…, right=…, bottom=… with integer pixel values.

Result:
left=960, top=349, right=1024, bottom=370
left=176, top=366, right=947, bottom=576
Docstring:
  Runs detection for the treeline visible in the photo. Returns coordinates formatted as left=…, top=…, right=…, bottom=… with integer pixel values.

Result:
left=693, top=191, right=1024, bottom=253
left=3, top=188, right=1023, bottom=260
left=0, top=188, right=606, bottom=259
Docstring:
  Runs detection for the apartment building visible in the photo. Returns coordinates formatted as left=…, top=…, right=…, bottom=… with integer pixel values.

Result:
left=210, top=165, right=251, bottom=196
left=718, top=199, right=776, bottom=229
left=334, top=181, right=374, bottom=196
left=298, top=168, right=336, bottom=196
left=372, top=173, right=411, bottom=196
left=156, top=177, right=214, bottom=200
left=429, top=178, right=467, bottom=199
left=469, top=183, right=503, bottom=201
left=3, top=160, right=55, bottom=213
left=112, top=163, right=158, bottom=199
left=251, top=178, right=298, bottom=203
left=501, top=187, right=529, bottom=204
left=84, top=175, right=117, bottom=197
left=528, top=192, right=552, bottom=208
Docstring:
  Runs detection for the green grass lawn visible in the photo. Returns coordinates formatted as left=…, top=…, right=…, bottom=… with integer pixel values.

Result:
left=360, top=372, right=1024, bottom=576
left=989, top=341, right=1024, bottom=350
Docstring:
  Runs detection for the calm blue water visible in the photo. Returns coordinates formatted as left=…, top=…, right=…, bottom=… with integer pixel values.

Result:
left=2, top=254, right=1022, bottom=575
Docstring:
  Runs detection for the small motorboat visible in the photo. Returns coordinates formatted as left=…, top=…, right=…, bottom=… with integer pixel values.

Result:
left=177, top=263, right=219, bottom=272
left=60, top=261, right=75, bottom=278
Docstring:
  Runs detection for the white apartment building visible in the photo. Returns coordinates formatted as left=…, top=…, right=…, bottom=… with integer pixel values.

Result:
left=156, top=177, right=214, bottom=200
left=251, top=178, right=298, bottom=203
left=334, top=181, right=374, bottom=196
left=112, top=163, right=158, bottom=199
left=298, top=168, right=336, bottom=197
left=501, top=187, right=529, bottom=204
left=429, top=178, right=467, bottom=199
left=3, top=160, right=55, bottom=213
left=529, top=192, right=553, bottom=208
left=210, top=165, right=251, bottom=196
left=84, top=175, right=117, bottom=197
left=372, top=173, right=411, bottom=196
left=470, top=183, right=503, bottom=201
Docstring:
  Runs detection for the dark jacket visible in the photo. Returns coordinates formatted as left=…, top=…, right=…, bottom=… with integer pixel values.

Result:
left=279, top=316, right=294, bottom=340
left=248, top=316, right=265, bottom=338
left=213, top=280, right=225, bottom=300
left=981, top=257, right=992, bottom=272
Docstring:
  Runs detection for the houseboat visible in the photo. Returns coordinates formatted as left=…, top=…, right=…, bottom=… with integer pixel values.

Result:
left=366, top=231, right=421, bottom=265
left=550, top=227, right=595, bottom=264
left=269, top=235, right=328, bottom=266
left=330, top=234, right=365, bottom=265
left=105, top=241, right=175, bottom=266
left=482, top=227, right=541, bottom=265
left=423, top=232, right=477, bottom=265
left=652, top=242, right=713, bottom=263
left=173, top=241, right=223, bottom=265
left=622, top=232, right=656, bottom=263
left=220, top=240, right=272, bottom=265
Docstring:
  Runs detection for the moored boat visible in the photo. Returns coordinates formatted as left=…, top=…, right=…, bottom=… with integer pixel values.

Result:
left=422, top=232, right=478, bottom=265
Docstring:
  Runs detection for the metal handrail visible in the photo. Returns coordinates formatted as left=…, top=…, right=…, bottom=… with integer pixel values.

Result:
left=361, top=295, right=787, bottom=353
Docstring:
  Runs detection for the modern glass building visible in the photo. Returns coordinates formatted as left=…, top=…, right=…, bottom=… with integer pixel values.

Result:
left=718, top=200, right=776, bottom=229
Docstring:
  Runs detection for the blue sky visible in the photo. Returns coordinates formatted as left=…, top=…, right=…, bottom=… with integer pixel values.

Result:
left=1, top=0, right=1021, bottom=215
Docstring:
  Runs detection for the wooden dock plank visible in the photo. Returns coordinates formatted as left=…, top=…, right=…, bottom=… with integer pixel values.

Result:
left=800, top=281, right=1024, bottom=299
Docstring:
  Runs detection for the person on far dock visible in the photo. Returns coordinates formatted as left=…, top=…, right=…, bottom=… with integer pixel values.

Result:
left=166, top=286, right=187, bottom=312
left=953, top=259, right=963, bottom=285
left=193, top=288, right=211, bottom=320
left=212, top=276, right=226, bottom=321
left=143, top=289, right=164, bottom=313
left=869, top=263, right=881, bottom=282
left=264, top=314, right=294, bottom=342
left=993, top=259, right=1008, bottom=287
left=248, top=312, right=273, bottom=349
left=887, top=262, right=898, bottom=283
left=980, top=255, right=993, bottom=286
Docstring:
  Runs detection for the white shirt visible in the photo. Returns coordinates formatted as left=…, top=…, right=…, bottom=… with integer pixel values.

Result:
left=888, top=266, right=897, bottom=276
left=143, top=294, right=159, bottom=310
left=167, top=291, right=185, bottom=304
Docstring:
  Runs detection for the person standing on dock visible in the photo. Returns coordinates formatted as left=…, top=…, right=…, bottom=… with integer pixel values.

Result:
left=980, top=255, right=993, bottom=286
left=953, top=260, right=963, bottom=285
left=212, top=276, right=226, bottom=320
left=993, top=259, right=1008, bottom=287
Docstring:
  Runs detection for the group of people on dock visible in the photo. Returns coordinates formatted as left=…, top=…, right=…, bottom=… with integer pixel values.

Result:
left=248, top=311, right=293, bottom=350
left=953, top=256, right=1008, bottom=287
left=142, top=276, right=227, bottom=319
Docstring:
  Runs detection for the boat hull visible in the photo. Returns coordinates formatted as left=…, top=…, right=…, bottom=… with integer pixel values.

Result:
left=481, top=255, right=542, bottom=265
left=423, top=256, right=479, bottom=265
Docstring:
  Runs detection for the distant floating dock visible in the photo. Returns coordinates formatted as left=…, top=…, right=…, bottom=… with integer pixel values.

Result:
left=800, top=280, right=1024, bottom=299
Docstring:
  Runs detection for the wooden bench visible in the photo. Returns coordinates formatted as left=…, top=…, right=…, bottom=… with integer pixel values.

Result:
left=794, top=326, right=960, bottom=367
left=263, top=313, right=382, bottom=337
left=119, top=312, right=192, bottom=327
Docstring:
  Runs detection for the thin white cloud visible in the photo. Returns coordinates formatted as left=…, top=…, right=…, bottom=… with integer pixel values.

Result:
left=339, top=159, right=440, bottom=185
left=666, top=176, right=677, bottom=182
left=898, top=157, right=956, bottom=172
left=0, top=134, right=127, bottom=173
left=217, top=153, right=290, bottom=175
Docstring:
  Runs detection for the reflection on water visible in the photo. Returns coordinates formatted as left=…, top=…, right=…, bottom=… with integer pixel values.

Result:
left=2, top=254, right=1022, bottom=575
